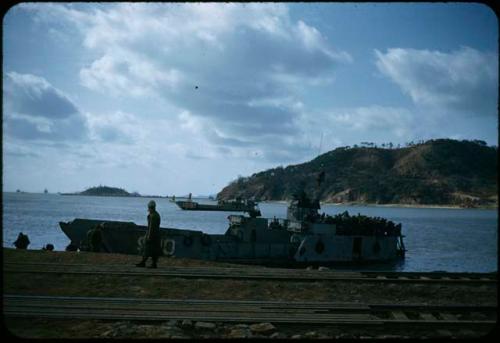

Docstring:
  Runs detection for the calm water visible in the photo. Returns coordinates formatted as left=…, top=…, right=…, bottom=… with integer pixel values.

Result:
left=2, top=192, right=497, bottom=272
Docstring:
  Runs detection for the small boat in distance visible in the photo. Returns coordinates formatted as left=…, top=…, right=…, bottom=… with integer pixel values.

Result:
left=175, top=193, right=261, bottom=217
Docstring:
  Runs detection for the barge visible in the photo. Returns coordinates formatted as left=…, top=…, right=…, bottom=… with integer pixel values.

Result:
left=174, top=197, right=261, bottom=216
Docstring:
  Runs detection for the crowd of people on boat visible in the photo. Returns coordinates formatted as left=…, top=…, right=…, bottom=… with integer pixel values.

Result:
left=323, top=211, right=402, bottom=236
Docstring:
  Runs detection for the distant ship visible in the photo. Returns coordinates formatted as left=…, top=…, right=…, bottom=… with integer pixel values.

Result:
left=44, top=189, right=48, bottom=194
left=174, top=193, right=261, bottom=216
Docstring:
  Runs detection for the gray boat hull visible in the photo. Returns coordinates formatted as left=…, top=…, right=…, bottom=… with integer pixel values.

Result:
left=59, top=216, right=404, bottom=266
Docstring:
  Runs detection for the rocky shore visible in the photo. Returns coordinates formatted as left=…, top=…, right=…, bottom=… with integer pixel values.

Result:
left=6, top=314, right=491, bottom=339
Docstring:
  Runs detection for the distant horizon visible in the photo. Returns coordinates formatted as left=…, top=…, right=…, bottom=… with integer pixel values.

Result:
left=4, top=137, right=497, bottom=195
left=3, top=189, right=216, bottom=198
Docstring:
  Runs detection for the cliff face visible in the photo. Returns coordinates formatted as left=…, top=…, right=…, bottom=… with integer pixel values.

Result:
left=217, top=139, right=498, bottom=207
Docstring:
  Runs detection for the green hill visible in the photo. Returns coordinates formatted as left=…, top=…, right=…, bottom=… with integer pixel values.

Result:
left=80, top=186, right=132, bottom=197
left=217, top=139, right=498, bottom=207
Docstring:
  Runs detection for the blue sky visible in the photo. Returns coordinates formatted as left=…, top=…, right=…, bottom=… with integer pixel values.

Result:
left=2, top=3, right=498, bottom=195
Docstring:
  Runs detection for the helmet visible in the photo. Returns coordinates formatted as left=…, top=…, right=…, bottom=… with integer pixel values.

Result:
left=148, top=200, right=156, bottom=209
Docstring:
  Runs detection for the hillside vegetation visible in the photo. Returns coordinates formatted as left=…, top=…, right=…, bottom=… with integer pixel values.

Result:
left=217, top=139, right=497, bottom=207
left=79, top=186, right=135, bottom=197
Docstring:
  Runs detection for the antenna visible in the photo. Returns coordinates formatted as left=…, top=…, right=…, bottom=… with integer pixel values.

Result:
left=318, top=131, right=323, bottom=156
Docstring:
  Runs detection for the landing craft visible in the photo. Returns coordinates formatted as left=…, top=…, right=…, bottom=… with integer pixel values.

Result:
left=175, top=197, right=261, bottom=217
left=59, top=191, right=406, bottom=266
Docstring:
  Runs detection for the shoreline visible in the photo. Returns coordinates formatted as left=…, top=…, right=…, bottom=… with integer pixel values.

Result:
left=4, top=192, right=169, bottom=199
left=5, top=192, right=496, bottom=209
left=259, top=200, right=497, bottom=210
left=323, top=202, right=497, bottom=210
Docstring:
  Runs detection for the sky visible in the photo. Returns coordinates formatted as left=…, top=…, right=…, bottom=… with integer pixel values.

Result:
left=2, top=3, right=498, bottom=195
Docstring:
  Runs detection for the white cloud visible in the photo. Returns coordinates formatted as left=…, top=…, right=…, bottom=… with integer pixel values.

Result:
left=3, top=140, right=40, bottom=158
left=3, top=70, right=150, bottom=159
left=295, top=20, right=352, bottom=63
left=4, top=72, right=79, bottom=119
left=22, top=3, right=351, bottom=162
left=79, top=50, right=182, bottom=97
left=83, top=110, right=141, bottom=144
left=375, top=47, right=498, bottom=115
left=328, top=106, right=413, bottom=137
left=291, top=105, right=418, bottom=152
left=3, top=72, right=89, bottom=141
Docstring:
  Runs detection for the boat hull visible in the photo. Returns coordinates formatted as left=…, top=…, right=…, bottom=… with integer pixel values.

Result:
left=59, top=218, right=404, bottom=266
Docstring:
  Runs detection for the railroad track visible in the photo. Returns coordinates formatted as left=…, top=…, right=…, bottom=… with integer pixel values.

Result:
left=4, top=262, right=497, bottom=284
left=4, top=294, right=496, bottom=328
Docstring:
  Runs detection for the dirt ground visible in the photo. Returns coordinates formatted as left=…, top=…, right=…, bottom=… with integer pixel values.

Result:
left=3, top=248, right=497, bottom=339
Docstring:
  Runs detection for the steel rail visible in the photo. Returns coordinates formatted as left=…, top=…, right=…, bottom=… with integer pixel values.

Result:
left=4, top=295, right=496, bottom=327
left=3, top=262, right=496, bottom=284
left=5, top=262, right=496, bottom=277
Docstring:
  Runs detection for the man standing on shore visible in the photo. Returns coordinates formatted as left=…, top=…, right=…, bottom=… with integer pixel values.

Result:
left=88, top=223, right=103, bottom=252
left=136, top=200, right=161, bottom=268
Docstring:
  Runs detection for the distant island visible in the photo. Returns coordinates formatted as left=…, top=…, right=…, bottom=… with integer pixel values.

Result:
left=217, top=139, right=498, bottom=208
left=61, top=186, right=170, bottom=198
left=62, top=186, right=140, bottom=197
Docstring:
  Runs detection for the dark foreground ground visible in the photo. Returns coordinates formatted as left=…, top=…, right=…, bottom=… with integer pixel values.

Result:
left=3, top=248, right=497, bottom=339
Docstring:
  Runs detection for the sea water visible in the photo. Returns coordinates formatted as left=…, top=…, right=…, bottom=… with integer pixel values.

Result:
left=2, top=192, right=497, bottom=272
